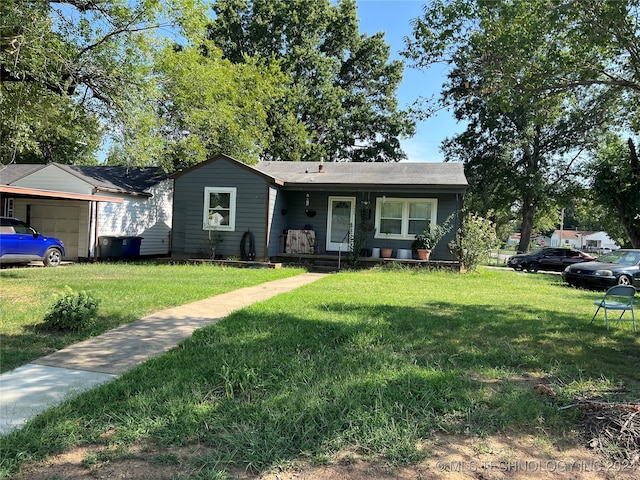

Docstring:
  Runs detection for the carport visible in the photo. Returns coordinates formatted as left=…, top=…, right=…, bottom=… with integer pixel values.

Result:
left=0, top=185, right=123, bottom=261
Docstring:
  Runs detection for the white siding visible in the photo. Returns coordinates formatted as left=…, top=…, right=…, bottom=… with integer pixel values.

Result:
left=551, top=231, right=618, bottom=250
left=95, top=179, right=173, bottom=256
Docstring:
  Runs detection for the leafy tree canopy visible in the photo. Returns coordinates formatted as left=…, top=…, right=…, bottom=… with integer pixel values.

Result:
left=208, top=0, right=415, bottom=162
left=150, top=41, right=293, bottom=170
left=405, top=0, right=629, bottom=252
left=2, top=0, right=415, bottom=167
left=591, top=136, right=640, bottom=247
left=0, top=0, right=181, bottom=164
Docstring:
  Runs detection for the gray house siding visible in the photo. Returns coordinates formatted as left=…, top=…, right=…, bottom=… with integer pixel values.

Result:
left=172, top=158, right=270, bottom=259
left=277, top=189, right=462, bottom=260
left=267, top=186, right=288, bottom=257
left=279, top=190, right=329, bottom=253
left=171, top=157, right=467, bottom=261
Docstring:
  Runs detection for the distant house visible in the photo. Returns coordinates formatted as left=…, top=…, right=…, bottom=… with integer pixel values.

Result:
left=0, top=163, right=172, bottom=260
left=507, top=233, right=552, bottom=249
left=551, top=230, right=619, bottom=251
left=170, top=154, right=468, bottom=261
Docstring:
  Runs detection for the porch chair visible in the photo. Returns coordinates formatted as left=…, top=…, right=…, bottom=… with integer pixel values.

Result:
left=591, top=285, right=637, bottom=331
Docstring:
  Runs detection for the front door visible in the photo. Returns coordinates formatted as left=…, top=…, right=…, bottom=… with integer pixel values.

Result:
left=326, top=196, right=355, bottom=252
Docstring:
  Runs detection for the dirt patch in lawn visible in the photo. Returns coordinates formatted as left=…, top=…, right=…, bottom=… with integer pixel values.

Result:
left=14, top=433, right=639, bottom=480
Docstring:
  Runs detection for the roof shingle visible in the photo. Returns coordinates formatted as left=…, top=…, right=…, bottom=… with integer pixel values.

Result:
left=253, top=161, right=468, bottom=188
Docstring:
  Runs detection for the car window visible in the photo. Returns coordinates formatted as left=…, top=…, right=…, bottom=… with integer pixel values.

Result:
left=599, top=251, right=640, bottom=265
left=12, top=221, right=34, bottom=235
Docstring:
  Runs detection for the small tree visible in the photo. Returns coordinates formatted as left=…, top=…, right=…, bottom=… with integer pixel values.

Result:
left=455, top=212, right=500, bottom=272
left=206, top=228, right=223, bottom=259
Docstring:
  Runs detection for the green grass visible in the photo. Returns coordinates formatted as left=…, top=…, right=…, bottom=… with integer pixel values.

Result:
left=1, top=267, right=639, bottom=478
left=0, top=262, right=304, bottom=372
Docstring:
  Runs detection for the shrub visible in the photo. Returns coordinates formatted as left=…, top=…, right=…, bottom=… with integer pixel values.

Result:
left=43, top=288, right=101, bottom=331
left=455, top=211, right=499, bottom=271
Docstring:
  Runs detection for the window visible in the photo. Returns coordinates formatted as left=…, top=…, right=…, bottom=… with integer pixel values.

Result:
left=203, top=187, right=236, bottom=231
left=375, top=198, right=437, bottom=240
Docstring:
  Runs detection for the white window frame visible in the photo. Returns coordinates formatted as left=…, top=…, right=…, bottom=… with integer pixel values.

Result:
left=4, top=198, right=14, bottom=217
left=374, top=197, right=438, bottom=240
left=203, top=187, right=237, bottom=232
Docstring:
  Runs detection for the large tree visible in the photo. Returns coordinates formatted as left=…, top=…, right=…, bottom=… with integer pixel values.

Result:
left=405, top=0, right=622, bottom=252
left=207, top=0, right=415, bottom=162
left=149, top=41, right=295, bottom=170
left=1, top=0, right=291, bottom=169
left=0, top=0, right=216, bottom=166
left=591, top=136, right=640, bottom=247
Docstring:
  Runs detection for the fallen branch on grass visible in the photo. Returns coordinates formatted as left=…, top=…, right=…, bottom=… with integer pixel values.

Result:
left=561, top=400, right=640, bottom=463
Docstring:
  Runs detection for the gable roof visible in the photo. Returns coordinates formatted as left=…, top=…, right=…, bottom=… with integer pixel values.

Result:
left=0, top=164, right=42, bottom=184
left=552, top=230, right=604, bottom=238
left=169, top=154, right=284, bottom=185
left=0, top=163, right=169, bottom=196
left=169, top=154, right=467, bottom=190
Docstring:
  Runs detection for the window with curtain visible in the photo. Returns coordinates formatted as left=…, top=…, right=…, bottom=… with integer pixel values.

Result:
left=375, top=198, right=437, bottom=240
left=203, top=187, right=236, bottom=231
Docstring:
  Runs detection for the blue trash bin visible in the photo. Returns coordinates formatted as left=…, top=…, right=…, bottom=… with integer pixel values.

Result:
left=121, top=236, right=143, bottom=259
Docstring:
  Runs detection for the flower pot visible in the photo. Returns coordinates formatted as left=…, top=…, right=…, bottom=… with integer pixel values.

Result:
left=381, top=247, right=393, bottom=258
left=417, top=249, right=431, bottom=261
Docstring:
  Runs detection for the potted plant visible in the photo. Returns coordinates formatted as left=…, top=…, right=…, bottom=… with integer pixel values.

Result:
left=411, top=233, right=433, bottom=260
left=412, top=215, right=454, bottom=261
left=380, top=232, right=393, bottom=258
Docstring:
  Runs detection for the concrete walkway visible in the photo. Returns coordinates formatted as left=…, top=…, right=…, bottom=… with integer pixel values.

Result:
left=0, top=272, right=326, bottom=434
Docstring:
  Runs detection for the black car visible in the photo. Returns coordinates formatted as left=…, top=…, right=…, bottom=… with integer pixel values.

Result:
left=507, top=247, right=595, bottom=273
left=562, top=249, right=640, bottom=289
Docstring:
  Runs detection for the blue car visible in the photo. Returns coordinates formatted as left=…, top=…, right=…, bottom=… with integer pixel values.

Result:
left=0, top=217, right=65, bottom=267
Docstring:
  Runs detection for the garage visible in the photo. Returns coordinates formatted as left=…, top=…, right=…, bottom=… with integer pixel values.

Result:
left=29, top=204, right=81, bottom=260
left=1, top=185, right=122, bottom=262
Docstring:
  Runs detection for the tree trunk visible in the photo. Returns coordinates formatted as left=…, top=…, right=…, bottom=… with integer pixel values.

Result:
left=517, top=200, right=537, bottom=253
left=626, top=139, right=640, bottom=248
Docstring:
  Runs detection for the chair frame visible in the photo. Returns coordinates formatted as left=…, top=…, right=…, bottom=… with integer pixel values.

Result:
left=591, top=285, right=637, bottom=331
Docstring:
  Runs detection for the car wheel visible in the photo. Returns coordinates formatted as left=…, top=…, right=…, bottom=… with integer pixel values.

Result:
left=43, top=248, right=62, bottom=267
left=617, top=275, right=632, bottom=286
left=526, top=261, right=540, bottom=273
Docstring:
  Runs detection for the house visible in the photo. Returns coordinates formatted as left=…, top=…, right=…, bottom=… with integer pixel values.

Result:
left=170, top=154, right=468, bottom=261
left=551, top=230, right=619, bottom=251
left=0, top=163, right=173, bottom=260
left=507, top=233, right=552, bottom=250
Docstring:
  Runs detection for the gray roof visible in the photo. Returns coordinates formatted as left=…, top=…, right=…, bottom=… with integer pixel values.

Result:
left=0, top=163, right=169, bottom=196
left=253, top=161, right=468, bottom=188
left=0, top=164, right=41, bottom=184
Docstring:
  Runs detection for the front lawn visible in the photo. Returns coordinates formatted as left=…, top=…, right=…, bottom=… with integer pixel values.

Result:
left=0, top=262, right=304, bottom=372
left=1, top=268, right=639, bottom=478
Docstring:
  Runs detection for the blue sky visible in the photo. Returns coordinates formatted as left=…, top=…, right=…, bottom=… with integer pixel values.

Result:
left=355, top=0, right=463, bottom=162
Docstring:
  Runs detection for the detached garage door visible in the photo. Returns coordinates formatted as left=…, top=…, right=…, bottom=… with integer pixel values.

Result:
left=30, top=205, right=80, bottom=260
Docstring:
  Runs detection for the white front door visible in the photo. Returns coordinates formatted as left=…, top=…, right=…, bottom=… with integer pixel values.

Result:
left=326, top=196, right=356, bottom=251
